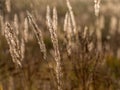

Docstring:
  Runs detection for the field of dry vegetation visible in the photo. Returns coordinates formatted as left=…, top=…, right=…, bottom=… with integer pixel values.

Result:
left=0, top=0, right=120, bottom=90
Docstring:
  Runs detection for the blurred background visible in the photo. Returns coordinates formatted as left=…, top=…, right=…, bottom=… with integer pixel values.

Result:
left=0, top=0, right=120, bottom=90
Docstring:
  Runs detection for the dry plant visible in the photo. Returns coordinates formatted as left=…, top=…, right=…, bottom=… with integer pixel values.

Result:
left=63, top=0, right=79, bottom=56
left=94, top=0, right=102, bottom=52
left=63, top=13, right=73, bottom=55
left=14, top=14, right=19, bottom=36
left=0, top=15, right=4, bottom=35
left=1, top=0, right=120, bottom=90
left=67, top=0, right=77, bottom=35
left=69, top=26, right=109, bottom=90
left=5, top=0, right=11, bottom=13
left=109, top=16, right=117, bottom=36
left=46, top=6, right=63, bottom=90
left=63, top=1, right=112, bottom=89
left=95, top=18, right=103, bottom=52
left=94, top=0, right=101, bottom=17
left=24, top=18, right=29, bottom=42
left=27, top=12, right=47, bottom=60
left=27, top=11, right=57, bottom=90
left=4, top=23, right=25, bottom=67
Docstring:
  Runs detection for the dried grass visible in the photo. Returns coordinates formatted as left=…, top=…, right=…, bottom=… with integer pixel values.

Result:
left=4, top=23, right=25, bottom=66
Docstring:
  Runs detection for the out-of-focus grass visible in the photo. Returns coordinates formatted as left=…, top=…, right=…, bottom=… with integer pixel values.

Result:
left=0, top=0, right=120, bottom=90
